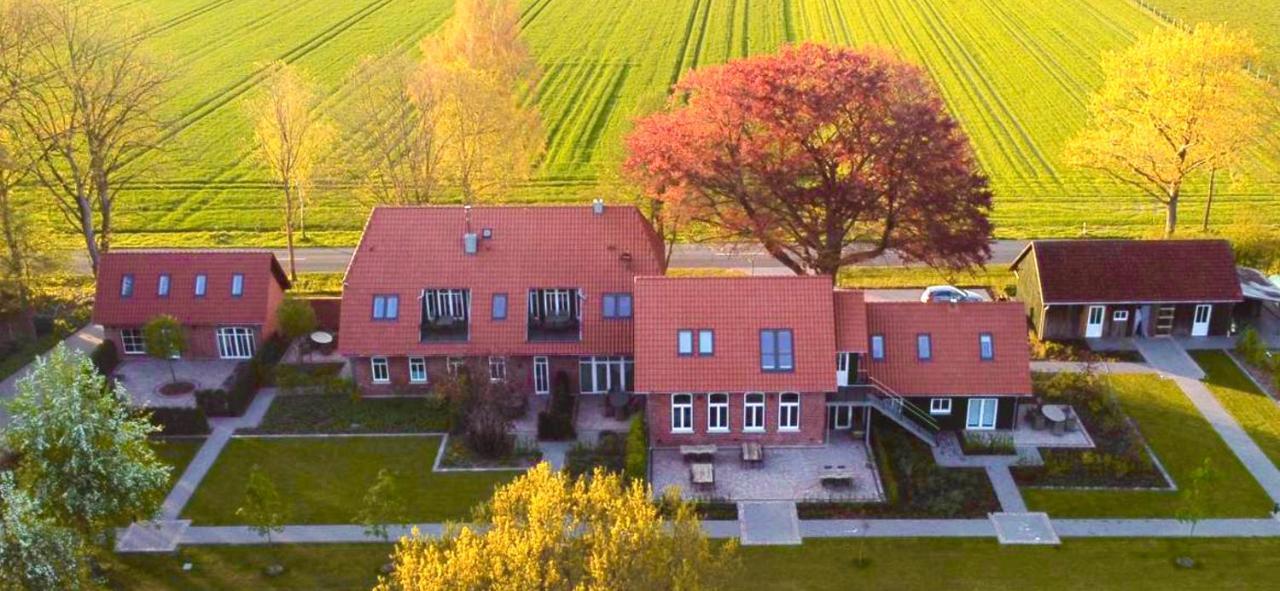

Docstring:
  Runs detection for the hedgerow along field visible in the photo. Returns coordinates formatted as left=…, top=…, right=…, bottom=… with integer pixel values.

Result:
left=100, top=0, right=1280, bottom=248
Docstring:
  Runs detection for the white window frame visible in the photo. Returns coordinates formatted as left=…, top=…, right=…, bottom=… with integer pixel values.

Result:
left=120, top=328, right=145, bottom=355
left=828, top=405, right=854, bottom=430
left=370, top=357, right=390, bottom=384
left=744, top=392, right=765, bottom=432
left=120, top=274, right=134, bottom=298
left=979, top=333, right=994, bottom=361
left=425, top=289, right=469, bottom=320
left=1112, top=310, right=1129, bottom=322
left=446, top=357, right=465, bottom=376
left=488, top=356, right=507, bottom=382
left=216, top=326, right=255, bottom=360
left=533, top=356, right=550, bottom=394
left=543, top=288, right=573, bottom=317
left=930, top=398, right=953, bottom=415
left=778, top=392, right=800, bottom=431
left=231, top=273, right=244, bottom=297
left=707, top=393, right=729, bottom=433
left=870, top=334, right=885, bottom=360
left=671, top=394, right=693, bottom=433
left=408, top=357, right=427, bottom=383
left=194, top=274, right=207, bottom=297
left=578, top=356, right=632, bottom=394
left=966, top=398, right=999, bottom=430
left=157, top=274, right=170, bottom=297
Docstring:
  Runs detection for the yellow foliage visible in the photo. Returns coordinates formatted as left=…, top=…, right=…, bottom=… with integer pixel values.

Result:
left=376, top=463, right=738, bottom=591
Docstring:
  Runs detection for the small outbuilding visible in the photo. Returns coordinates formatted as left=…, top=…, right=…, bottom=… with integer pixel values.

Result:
left=1010, top=240, right=1243, bottom=341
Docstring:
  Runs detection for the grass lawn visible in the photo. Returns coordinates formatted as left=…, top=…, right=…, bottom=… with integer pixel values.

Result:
left=1192, top=351, right=1280, bottom=470
left=247, top=395, right=450, bottom=434
left=837, top=266, right=1015, bottom=292
left=108, top=538, right=1280, bottom=590
left=150, top=437, right=205, bottom=489
left=181, top=436, right=515, bottom=525
left=1022, top=374, right=1273, bottom=518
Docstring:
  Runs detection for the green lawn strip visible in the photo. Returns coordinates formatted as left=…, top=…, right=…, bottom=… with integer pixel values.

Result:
left=1191, top=350, right=1280, bottom=470
left=180, top=436, right=514, bottom=525
left=108, top=538, right=1280, bottom=590
left=150, top=437, right=206, bottom=489
left=1022, top=374, right=1273, bottom=518
left=245, top=395, right=450, bottom=434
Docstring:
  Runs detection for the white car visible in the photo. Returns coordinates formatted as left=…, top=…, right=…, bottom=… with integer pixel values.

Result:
left=920, top=285, right=983, bottom=303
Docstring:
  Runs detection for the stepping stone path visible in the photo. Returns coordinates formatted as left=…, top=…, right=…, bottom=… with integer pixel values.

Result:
left=115, top=520, right=192, bottom=553
left=989, top=512, right=1060, bottom=545
left=738, top=501, right=803, bottom=545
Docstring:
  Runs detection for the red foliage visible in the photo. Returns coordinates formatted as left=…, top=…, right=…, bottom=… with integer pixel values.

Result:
left=624, top=43, right=993, bottom=276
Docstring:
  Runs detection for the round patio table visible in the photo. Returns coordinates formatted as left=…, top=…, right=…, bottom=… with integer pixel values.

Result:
left=310, top=331, right=333, bottom=346
left=1041, top=405, right=1067, bottom=423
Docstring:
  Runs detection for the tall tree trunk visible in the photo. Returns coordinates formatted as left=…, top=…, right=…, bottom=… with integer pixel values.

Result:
left=283, top=186, right=297, bottom=281
left=1164, top=184, right=1180, bottom=238
left=78, top=196, right=101, bottom=275
left=1201, top=168, right=1216, bottom=232
left=0, top=185, right=31, bottom=311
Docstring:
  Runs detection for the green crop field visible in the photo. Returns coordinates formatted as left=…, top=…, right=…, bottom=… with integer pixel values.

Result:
left=95, top=0, right=1279, bottom=248
left=1145, top=0, right=1280, bottom=72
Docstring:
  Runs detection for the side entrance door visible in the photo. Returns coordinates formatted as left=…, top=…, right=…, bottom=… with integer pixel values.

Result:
left=1085, top=305, right=1106, bottom=338
left=1191, top=304, right=1212, bottom=337
left=836, top=352, right=851, bottom=387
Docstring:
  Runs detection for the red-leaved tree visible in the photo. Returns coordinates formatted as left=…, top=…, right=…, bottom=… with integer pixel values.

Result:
left=624, top=43, right=993, bottom=276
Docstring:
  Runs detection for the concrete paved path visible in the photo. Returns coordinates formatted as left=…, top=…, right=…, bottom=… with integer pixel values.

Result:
left=738, top=502, right=803, bottom=545
left=985, top=465, right=1029, bottom=513
left=1135, top=337, right=1205, bottom=380
left=1171, top=376, right=1280, bottom=505
left=0, top=324, right=101, bottom=427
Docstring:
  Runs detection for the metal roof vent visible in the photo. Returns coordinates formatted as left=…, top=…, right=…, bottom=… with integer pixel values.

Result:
left=591, top=198, right=605, bottom=215
left=463, top=232, right=478, bottom=255
left=481, top=228, right=493, bottom=239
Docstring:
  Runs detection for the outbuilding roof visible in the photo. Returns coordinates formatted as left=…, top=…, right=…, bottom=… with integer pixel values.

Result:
left=1011, top=240, right=1243, bottom=304
left=93, top=250, right=289, bottom=327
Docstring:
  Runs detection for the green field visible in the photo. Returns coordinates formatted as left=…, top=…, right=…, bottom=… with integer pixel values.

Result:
left=1147, top=0, right=1280, bottom=72
left=96, top=0, right=1280, bottom=248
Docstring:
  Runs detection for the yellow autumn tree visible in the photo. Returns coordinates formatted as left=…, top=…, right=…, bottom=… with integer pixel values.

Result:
left=376, top=463, right=738, bottom=591
left=1066, top=24, right=1269, bottom=237
left=249, top=62, right=335, bottom=280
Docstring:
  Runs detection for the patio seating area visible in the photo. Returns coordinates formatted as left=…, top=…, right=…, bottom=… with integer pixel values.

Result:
left=114, top=358, right=240, bottom=409
left=651, top=437, right=883, bottom=502
left=1010, top=404, right=1095, bottom=449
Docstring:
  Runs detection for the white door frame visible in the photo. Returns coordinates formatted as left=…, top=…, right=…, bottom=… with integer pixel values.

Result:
left=836, top=352, right=851, bottom=387
left=1191, top=304, right=1212, bottom=337
left=1085, top=305, right=1106, bottom=339
left=966, top=398, right=999, bottom=430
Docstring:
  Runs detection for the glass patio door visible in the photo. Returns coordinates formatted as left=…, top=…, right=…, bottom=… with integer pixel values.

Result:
left=965, top=398, right=998, bottom=430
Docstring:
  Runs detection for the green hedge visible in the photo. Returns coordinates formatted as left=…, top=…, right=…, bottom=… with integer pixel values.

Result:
left=625, top=412, right=648, bottom=481
left=146, top=407, right=211, bottom=436
left=90, top=339, right=119, bottom=376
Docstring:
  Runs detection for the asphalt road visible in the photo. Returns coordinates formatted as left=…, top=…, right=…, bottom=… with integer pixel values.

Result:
left=65, top=240, right=1029, bottom=275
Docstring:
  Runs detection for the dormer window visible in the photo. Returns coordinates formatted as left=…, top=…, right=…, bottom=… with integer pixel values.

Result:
left=157, top=274, right=170, bottom=297
left=979, top=332, right=994, bottom=361
left=231, top=274, right=244, bottom=297
left=120, top=274, right=134, bottom=298
left=194, top=274, right=207, bottom=297
left=373, top=295, right=399, bottom=320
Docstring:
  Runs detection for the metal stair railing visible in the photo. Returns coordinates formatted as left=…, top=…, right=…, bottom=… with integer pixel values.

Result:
left=864, top=377, right=940, bottom=446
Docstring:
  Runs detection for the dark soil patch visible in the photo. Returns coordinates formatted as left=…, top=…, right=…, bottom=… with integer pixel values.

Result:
left=160, top=381, right=197, bottom=396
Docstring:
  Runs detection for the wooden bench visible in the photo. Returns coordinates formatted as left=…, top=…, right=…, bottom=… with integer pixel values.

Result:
left=680, top=445, right=718, bottom=463
left=741, top=442, right=763, bottom=467
left=690, top=462, right=715, bottom=490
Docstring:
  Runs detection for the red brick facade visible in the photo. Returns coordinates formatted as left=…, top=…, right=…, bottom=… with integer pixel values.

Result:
left=351, top=354, right=585, bottom=396
left=647, top=391, right=826, bottom=447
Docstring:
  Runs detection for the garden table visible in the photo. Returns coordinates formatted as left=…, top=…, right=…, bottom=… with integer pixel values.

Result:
left=1041, top=404, right=1067, bottom=423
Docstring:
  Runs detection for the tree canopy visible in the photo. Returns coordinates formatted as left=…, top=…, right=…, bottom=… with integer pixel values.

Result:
left=626, top=43, right=993, bottom=276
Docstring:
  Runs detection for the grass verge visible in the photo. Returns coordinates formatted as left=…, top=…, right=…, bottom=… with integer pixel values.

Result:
left=245, top=395, right=450, bottom=434
left=150, top=437, right=205, bottom=489
left=1192, top=351, right=1280, bottom=470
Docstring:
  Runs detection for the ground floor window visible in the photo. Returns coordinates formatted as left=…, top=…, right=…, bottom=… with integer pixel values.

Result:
left=533, top=356, right=550, bottom=394
left=371, top=357, right=390, bottom=383
left=447, top=357, right=464, bottom=376
left=744, top=392, right=765, bottom=432
left=966, top=398, right=998, bottom=430
left=707, top=393, right=728, bottom=432
left=579, top=356, right=633, bottom=394
left=930, top=398, right=952, bottom=415
left=408, top=357, right=427, bottom=383
left=488, top=356, right=506, bottom=382
left=827, top=404, right=854, bottom=430
left=120, top=328, right=145, bottom=355
left=778, top=392, right=800, bottom=431
left=671, top=394, right=693, bottom=433
left=216, top=326, right=254, bottom=359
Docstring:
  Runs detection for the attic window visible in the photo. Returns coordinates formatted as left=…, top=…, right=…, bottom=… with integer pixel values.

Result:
left=979, top=333, right=994, bottom=361
left=231, top=274, right=244, bottom=297
left=194, top=274, right=207, bottom=297
left=157, top=274, right=170, bottom=297
left=917, top=334, right=932, bottom=361
left=120, top=274, right=134, bottom=298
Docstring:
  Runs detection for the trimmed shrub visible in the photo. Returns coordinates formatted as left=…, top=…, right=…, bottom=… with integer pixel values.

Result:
left=537, top=411, right=575, bottom=441
left=147, top=406, right=210, bottom=436
left=624, top=412, right=648, bottom=482
left=1236, top=328, right=1269, bottom=369
left=90, top=339, right=119, bottom=376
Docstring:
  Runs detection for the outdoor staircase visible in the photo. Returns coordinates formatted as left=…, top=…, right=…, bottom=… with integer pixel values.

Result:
left=846, top=379, right=941, bottom=447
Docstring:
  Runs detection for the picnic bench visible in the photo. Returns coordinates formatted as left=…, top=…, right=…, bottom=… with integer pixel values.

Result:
left=680, top=444, right=718, bottom=463
left=690, top=462, right=715, bottom=490
left=741, top=442, right=764, bottom=467
left=819, top=465, right=856, bottom=488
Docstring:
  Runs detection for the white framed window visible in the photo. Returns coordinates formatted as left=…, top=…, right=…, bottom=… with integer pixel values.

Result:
left=828, top=405, right=854, bottom=429
left=533, top=356, right=550, bottom=394
left=1113, top=310, right=1129, bottom=322
left=424, top=289, right=469, bottom=321
left=157, top=274, right=170, bottom=297
left=120, top=329, right=145, bottom=355
left=677, top=330, right=693, bottom=356
left=543, top=288, right=573, bottom=317
left=578, top=356, right=632, bottom=394
left=698, top=329, right=714, bottom=356
left=446, top=357, right=465, bottom=376
left=671, top=394, right=693, bottom=433
left=870, top=334, right=885, bottom=360
left=744, top=392, right=765, bottom=432
left=370, top=357, right=390, bottom=383
left=488, top=356, right=507, bottom=382
left=194, top=274, right=207, bottom=297
left=966, top=398, right=999, bottom=430
left=930, top=398, right=953, bottom=415
left=231, top=273, right=244, bottom=297
left=216, top=327, right=255, bottom=359
left=707, top=393, right=729, bottom=432
left=979, top=333, right=994, bottom=361
left=778, top=392, right=800, bottom=431
left=408, top=357, right=427, bottom=383
left=373, top=295, right=399, bottom=320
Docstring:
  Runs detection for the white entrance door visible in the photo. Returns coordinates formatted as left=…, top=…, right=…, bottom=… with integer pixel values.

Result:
left=966, top=398, right=998, bottom=430
left=1191, top=304, right=1212, bottom=337
left=836, top=352, right=851, bottom=387
left=1085, top=305, right=1106, bottom=338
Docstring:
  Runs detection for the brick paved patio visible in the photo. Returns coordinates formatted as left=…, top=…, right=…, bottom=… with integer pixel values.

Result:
left=115, top=359, right=239, bottom=408
left=651, top=437, right=883, bottom=502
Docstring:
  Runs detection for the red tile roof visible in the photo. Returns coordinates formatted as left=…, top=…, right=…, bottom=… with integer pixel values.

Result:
left=93, top=250, right=289, bottom=327
left=1012, top=240, right=1243, bottom=304
left=633, top=276, right=836, bottom=393
left=338, top=205, right=666, bottom=357
left=834, top=290, right=868, bottom=353
left=865, top=301, right=1031, bottom=397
